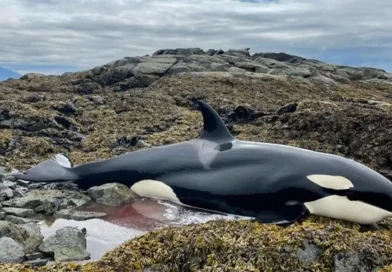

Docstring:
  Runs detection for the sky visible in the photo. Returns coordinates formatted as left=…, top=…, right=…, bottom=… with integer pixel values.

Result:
left=0, top=0, right=391, bottom=75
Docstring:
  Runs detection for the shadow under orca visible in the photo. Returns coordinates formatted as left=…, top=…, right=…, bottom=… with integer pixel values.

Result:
left=11, top=100, right=392, bottom=225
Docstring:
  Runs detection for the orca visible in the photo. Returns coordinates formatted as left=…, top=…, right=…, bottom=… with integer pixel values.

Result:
left=11, top=100, right=392, bottom=225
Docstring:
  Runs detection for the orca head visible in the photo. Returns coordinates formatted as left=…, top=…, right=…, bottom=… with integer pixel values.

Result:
left=304, top=158, right=392, bottom=225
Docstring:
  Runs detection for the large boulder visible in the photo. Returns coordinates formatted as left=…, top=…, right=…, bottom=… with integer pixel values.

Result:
left=39, top=226, right=90, bottom=262
left=0, top=237, right=25, bottom=263
left=0, top=221, right=43, bottom=254
left=87, top=183, right=137, bottom=206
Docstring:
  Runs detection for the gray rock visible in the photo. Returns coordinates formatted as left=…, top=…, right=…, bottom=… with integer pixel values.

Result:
left=2, top=189, right=68, bottom=214
left=115, top=74, right=159, bottom=90
left=296, top=240, right=320, bottom=263
left=39, top=226, right=90, bottom=262
left=0, top=184, right=14, bottom=201
left=153, top=48, right=204, bottom=56
left=4, top=215, right=40, bottom=225
left=226, top=48, right=251, bottom=58
left=167, top=60, right=190, bottom=74
left=55, top=209, right=107, bottom=221
left=233, top=61, right=270, bottom=73
left=303, top=59, right=335, bottom=72
left=89, top=95, right=105, bottom=105
left=133, top=57, right=177, bottom=75
left=135, top=140, right=152, bottom=148
left=27, top=182, right=46, bottom=190
left=206, top=49, right=218, bottom=55
left=23, top=258, right=49, bottom=267
left=334, top=252, right=367, bottom=272
left=228, top=67, right=247, bottom=73
left=59, top=192, right=92, bottom=210
left=0, top=212, right=5, bottom=219
left=17, top=179, right=30, bottom=187
left=253, top=57, right=291, bottom=69
left=0, top=166, right=6, bottom=181
left=20, top=73, right=46, bottom=80
left=3, top=180, right=17, bottom=189
left=330, top=73, right=351, bottom=83
left=2, top=207, right=35, bottom=218
left=21, top=223, right=44, bottom=253
left=14, top=186, right=28, bottom=197
left=0, top=237, right=25, bottom=263
left=0, top=221, right=40, bottom=253
left=25, top=252, right=45, bottom=260
left=0, top=221, right=29, bottom=243
left=88, top=182, right=137, bottom=206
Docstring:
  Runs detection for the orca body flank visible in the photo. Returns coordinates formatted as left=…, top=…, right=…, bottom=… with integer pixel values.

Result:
left=11, top=100, right=392, bottom=225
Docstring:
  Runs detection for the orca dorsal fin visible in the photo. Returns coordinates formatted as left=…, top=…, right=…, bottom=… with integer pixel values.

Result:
left=197, top=100, right=235, bottom=143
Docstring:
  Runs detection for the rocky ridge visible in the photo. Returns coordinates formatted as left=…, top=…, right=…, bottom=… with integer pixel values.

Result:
left=0, top=47, right=392, bottom=271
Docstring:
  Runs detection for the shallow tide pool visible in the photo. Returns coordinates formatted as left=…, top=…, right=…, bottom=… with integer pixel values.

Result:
left=38, top=198, right=246, bottom=262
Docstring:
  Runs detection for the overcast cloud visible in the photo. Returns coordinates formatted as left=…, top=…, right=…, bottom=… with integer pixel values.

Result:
left=0, top=0, right=391, bottom=75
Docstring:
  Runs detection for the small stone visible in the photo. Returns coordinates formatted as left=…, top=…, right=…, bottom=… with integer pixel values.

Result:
left=135, top=140, right=151, bottom=148
left=23, top=258, right=49, bottom=267
left=0, top=237, right=25, bottom=263
left=0, top=184, right=14, bottom=201
left=25, top=252, right=45, bottom=260
left=27, top=183, right=46, bottom=190
left=14, top=186, right=28, bottom=197
left=17, top=180, right=30, bottom=187
left=277, top=103, right=298, bottom=115
left=2, top=207, right=36, bottom=218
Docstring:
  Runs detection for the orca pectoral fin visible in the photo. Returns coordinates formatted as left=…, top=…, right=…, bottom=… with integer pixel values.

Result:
left=253, top=201, right=309, bottom=226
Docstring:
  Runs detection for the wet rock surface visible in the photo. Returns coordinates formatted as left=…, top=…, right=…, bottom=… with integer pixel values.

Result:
left=55, top=209, right=107, bottom=221
left=39, top=226, right=90, bottom=262
left=87, top=183, right=138, bottom=206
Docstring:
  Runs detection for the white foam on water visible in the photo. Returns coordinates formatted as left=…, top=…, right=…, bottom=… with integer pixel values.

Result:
left=158, top=200, right=252, bottom=225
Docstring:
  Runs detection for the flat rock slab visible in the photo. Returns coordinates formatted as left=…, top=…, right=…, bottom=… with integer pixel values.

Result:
left=4, top=215, right=40, bottom=225
left=55, top=209, right=107, bottom=221
left=2, top=207, right=36, bottom=218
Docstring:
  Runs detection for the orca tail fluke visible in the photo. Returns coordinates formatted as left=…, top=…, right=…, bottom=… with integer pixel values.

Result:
left=11, top=153, right=78, bottom=183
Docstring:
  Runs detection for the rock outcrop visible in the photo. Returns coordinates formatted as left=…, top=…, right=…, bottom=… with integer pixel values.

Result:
left=39, top=226, right=90, bottom=262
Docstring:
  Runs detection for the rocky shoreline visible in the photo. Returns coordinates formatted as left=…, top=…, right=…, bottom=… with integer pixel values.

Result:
left=1, top=47, right=392, bottom=271
left=0, top=167, right=144, bottom=265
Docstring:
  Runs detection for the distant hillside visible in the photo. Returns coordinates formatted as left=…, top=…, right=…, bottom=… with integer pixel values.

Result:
left=0, top=66, right=21, bottom=81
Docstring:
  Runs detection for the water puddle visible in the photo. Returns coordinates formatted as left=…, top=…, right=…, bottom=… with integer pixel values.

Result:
left=38, top=198, right=246, bottom=262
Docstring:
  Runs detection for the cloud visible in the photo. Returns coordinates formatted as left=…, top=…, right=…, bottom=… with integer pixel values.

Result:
left=0, top=0, right=391, bottom=74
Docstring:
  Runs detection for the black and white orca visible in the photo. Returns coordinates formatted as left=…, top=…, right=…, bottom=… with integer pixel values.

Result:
left=11, top=100, right=392, bottom=225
